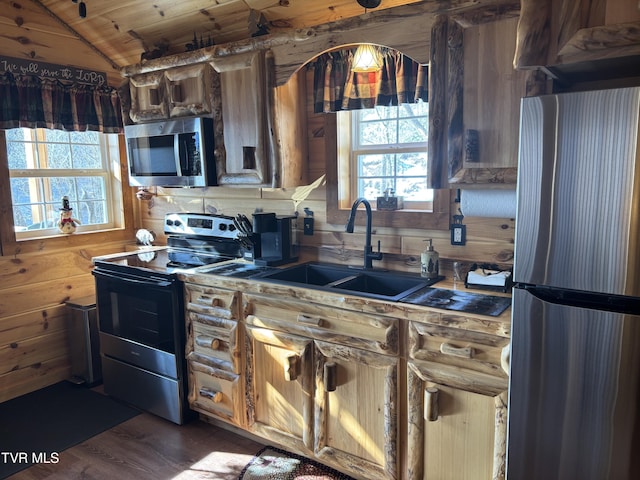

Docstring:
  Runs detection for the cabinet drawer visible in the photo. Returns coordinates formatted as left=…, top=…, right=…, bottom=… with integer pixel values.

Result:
left=184, top=283, right=239, bottom=318
left=188, top=360, right=243, bottom=426
left=409, top=321, right=508, bottom=378
left=244, top=293, right=398, bottom=355
left=189, top=316, right=240, bottom=373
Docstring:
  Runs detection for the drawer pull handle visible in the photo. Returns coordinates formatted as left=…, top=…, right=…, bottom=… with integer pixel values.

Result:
left=196, top=296, right=221, bottom=307
left=196, top=335, right=221, bottom=351
left=440, top=342, right=474, bottom=358
left=284, top=354, right=299, bottom=382
left=297, top=313, right=323, bottom=327
left=324, top=362, right=337, bottom=392
left=424, top=387, right=439, bottom=421
left=199, top=387, right=223, bottom=403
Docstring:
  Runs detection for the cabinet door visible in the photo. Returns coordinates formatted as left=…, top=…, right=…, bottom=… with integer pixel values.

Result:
left=245, top=325, right=314, bottom=452
left=314, top=340, right=399, bottom=480
left=213, top=50, right=270, bottom=186
left=165, top=64, right=213, bottom=118
left=407, top=361, right=508, bottom=480
left=428, top=12, right=543, bottom=188
left=129, top=71, right=168, bottom=122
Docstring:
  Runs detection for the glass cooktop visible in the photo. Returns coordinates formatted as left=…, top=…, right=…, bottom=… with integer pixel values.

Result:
left=94, top=248, right=234, bottom=276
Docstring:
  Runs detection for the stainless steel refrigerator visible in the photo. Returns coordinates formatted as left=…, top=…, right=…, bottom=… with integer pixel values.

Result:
left=507, top=86, right=640, bottom=480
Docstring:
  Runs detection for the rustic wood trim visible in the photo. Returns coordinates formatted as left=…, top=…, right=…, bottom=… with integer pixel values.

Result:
left=447, top=18, right=465, bottom=182
left=428, top=15, right=449, bottom=189
left=450, top=1, right=521, bottom=28
left=556, top=21, right=640, bottom=63
left=493, top=390, right=508, bottom=480
left=513, top=0, right=553, bottom=68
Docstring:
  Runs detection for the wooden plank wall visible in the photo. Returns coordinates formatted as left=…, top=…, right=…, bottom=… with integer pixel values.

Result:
left=0, top=136, right=136, bottom=402
left=0, top=240, right=135, bottom=402
left=136, top=69, right=515, bottom=275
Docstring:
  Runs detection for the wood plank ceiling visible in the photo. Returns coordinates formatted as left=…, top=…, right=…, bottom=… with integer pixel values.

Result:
left=1, top=0, right=512, bottom=86
left=1, top=0, right=427, bottom=85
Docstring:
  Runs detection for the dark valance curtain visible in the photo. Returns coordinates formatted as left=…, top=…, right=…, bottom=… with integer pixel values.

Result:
left=0, top=72, right=123, bottom=133
left=313, top=48, right=428, bottom=113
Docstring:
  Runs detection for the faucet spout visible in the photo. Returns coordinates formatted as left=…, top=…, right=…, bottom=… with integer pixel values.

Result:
left=345, top=198, right=383, bottom=269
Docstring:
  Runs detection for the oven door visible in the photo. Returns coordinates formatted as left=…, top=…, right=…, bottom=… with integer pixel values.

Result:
left=93, top=268, right=183, bottom=377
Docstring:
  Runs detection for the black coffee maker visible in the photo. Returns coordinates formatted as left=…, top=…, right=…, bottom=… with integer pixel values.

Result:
left=251, top=213, right=298, bottom=266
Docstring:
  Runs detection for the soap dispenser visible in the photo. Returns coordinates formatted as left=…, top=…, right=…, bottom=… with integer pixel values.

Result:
left=421, top=239, right=439, bottom=279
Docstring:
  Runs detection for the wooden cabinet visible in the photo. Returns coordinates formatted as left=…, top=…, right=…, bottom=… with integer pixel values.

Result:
left=244, top=293, right=399, bottom=480
left=122, top=46, right=306, bottom=188
left=515, top=0, right=640, bottom=71
left=129, top=71, right=167, bottom=122
left=245, top=325, right=314, bottom=450
left=211, top=50, right=271, bottom=186
left=314, top=340, right=399, bottom=480
left=211, top=51, right=307, bottom=188
left=129, top=64, right=214, bottom=123
left=406, top=319, right=509, bottom=480
left=428, top=10, right=544, bottom=188
left=181, top=272, right=511, bottom=480
left=183, top=283, right=244, bottom=426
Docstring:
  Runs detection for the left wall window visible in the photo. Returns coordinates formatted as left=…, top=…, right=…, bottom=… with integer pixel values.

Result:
left=6, top=128, right=124, bottom=239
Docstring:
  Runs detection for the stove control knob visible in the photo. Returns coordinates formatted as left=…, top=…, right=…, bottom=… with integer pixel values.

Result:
left=174, top=220, right=182, bottom=227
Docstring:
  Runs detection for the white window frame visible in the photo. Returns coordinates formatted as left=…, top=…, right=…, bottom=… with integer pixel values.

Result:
left=336, top=105, right=432, bottom=211
left=6, top=129, right=124, bottom=240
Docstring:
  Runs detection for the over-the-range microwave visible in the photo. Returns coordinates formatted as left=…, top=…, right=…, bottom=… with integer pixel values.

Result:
left=124, top=117, right=216, bottom=187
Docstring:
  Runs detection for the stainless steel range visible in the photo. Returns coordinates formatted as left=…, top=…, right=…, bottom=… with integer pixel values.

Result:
left=92, top=213, right=246, bottom=424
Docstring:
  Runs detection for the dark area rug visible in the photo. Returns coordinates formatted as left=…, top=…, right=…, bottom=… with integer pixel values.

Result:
left=239, top=446, right=356, bottom=480
left=0, top=381, right=140, bottom=479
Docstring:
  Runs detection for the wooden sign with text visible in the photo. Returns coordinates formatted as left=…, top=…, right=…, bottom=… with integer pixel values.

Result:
left=0, top=56, right=106, bottom=86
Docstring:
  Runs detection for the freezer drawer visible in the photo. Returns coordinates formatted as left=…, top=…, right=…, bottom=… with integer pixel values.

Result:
left=507, top=288, right=640, bottom=480
left=102, top=355, right=188, bottom=425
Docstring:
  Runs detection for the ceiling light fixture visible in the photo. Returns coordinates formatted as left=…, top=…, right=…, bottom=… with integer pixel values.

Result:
left=72, top=0, right=86, bottom=18
left=357, top=0, right=381, bottom=8
left=352, top=44, right=382, bottom=72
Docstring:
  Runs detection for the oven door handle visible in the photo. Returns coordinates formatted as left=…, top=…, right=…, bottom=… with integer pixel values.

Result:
left=93, top=269, right=174, bottom=288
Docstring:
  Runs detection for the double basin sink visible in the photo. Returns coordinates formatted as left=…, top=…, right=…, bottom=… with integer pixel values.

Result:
left=254, top=262, right=442, bottom=302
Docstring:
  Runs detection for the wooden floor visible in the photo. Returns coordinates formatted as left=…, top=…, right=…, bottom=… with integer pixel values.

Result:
left=9, top=413, right=265, bottom=480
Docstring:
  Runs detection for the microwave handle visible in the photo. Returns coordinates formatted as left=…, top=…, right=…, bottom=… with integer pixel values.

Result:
left=174, top=136, right=184, bottom=176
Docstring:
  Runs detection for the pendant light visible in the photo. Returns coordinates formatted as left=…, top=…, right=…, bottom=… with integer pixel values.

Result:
left=352, top=0, right=382, bottom=72
left=352, top=44, right=382, bottom=72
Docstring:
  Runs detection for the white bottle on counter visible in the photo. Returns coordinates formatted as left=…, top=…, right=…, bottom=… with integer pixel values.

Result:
left=421, top=238, right=439, bottom=279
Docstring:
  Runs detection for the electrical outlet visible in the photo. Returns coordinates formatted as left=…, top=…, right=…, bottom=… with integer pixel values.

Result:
left=304, top=217, right=314, bottom=235
left=451, top=224, right=466, bottom=246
